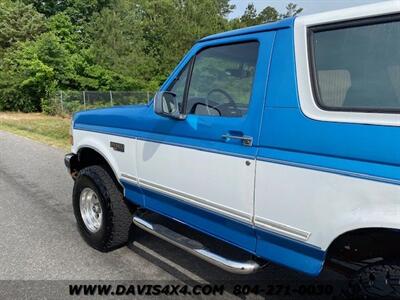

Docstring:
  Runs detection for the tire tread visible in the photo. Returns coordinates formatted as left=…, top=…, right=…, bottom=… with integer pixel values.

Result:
left=73, top=165, right=132, bottom=252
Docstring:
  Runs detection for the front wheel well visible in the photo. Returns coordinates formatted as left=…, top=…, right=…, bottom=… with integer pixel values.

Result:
left=75, top=147, right=123, bottom=193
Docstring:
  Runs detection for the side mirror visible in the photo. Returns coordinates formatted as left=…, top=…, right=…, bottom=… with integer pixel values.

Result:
left=154, top=91, right=186, bottom=120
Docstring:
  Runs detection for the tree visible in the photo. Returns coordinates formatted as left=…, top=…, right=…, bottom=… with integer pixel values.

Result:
left=239, top=3, right=258, bottom=27
left=0, top=22, right=75, bottom=111
left=0, top=0, right=303, bottom=112
left=23, top=0, right=112, bottom=22
left=281, top=3, right=303, bottom=18
left=0, top=1, right=45, bottom=51
left=88, top=0, right=234, bottom=86
left=257, top=6, right=279, bottom=24
left=64, top=0, right=112, bottom=23
left=215, top=0, right=236, bottom=17
left=143, top=0, right=233, bottom=81
left=22, top=0, right=67, bottom=17
left=34, top=32, right=74, bottom=88
left=86, top=0, right=154, bottom=82
left=0, top=41, right=56, bottom=112
left=47, top=13, right=83, bottom=52
left=230, top=2, right=302, bottom=29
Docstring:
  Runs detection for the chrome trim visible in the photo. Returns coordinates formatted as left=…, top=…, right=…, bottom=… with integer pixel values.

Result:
left=121, top=173, right=139, bottom=184
left=138, top=178, right=252, bottom=224
left=133, top=213, right=263, bottom=274
left=222, top=134, right=253, bottom=146
left=74, top=129, right=400, bottom=187
left=133, top=215, right=153, bottom=230
left=255, top=216, right=311, bottom=241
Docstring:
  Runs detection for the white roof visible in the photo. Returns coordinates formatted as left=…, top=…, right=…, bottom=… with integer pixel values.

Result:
left=296, top=0, right=400, bottom=27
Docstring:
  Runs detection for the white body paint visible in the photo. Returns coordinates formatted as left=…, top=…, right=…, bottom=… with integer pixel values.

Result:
left=136, top=140, right=255, bottom=224
left=255, top=161, right=400, bottom=250
left=72, top=130, right=138, bottom=184
left=73, top=130, right=255, bottom=224
left=73, top=129, right=400, bottom=251
left=71, top=1, right=400, bottom=256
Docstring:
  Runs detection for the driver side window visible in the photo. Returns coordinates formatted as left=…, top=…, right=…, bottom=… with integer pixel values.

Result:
left=187, top=42, right=259, bottom=117
left=169, top=63, right=190, bottom=114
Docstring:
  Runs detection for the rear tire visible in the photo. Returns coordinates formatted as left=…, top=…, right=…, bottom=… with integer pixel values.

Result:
left=348, top=261, right=400, bottom=299
left=73, top=165, right=132, bottom=252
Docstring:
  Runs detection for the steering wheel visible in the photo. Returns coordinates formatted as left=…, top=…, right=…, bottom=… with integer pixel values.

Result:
left=206, top=88, right=239, bottom=116
left=207, top=89, right=236, bottom=106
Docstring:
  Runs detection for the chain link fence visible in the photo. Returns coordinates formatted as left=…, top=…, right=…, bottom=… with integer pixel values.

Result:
left=50, top=91, right=155, bottom=115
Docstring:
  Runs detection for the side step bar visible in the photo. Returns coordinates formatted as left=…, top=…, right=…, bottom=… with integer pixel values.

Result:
left=133, top=211, right=264, bottom=274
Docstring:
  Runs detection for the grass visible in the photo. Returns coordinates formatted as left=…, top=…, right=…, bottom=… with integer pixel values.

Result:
left=0, top=112, right=71, bottom=150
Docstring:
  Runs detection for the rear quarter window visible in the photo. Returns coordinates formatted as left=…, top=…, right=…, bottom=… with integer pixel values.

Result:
left=309, top=15, right=400, bottom=113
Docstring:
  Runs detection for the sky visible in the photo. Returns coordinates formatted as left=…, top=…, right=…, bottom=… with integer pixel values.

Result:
left=229, top=0, right=391, bottom=18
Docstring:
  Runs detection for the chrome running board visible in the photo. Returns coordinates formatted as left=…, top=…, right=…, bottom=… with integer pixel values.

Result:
left=133, top=211, right=265, bottom=274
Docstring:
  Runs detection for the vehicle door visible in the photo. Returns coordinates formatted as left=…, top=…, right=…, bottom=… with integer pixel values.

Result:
left=136, top=32, right=275, bottom=251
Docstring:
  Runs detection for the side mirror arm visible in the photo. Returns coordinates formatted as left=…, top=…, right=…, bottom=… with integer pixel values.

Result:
left=153, top=91, right=187, bottom=120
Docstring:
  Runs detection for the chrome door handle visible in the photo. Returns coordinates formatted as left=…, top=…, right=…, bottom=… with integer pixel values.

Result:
left=222, top=134, right=253, bottom=146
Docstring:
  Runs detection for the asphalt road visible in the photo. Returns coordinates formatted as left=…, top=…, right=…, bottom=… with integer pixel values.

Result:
left=0, top=130, right=344, bottom=298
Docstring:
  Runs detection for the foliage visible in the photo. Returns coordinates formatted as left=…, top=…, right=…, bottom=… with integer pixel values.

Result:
left=23, top=0, right=112, bottom=22
left=131, top=0, right=233, bottom=82
left=258, top=6, right=280, bottom=23
left=281, top=3, right=303, bottom=18
left=239, top=3, right=258, bottom=27
left=0, top=0, right=45, bottom=51
left=0, top=41, right=56, bottom=112
left=232, top=2, right=301, bottom=28
left=0, top=0, right=302, bottom=112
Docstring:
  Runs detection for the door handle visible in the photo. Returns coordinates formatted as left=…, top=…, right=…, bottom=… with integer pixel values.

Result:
left=222, top=134, right=253, bottom=146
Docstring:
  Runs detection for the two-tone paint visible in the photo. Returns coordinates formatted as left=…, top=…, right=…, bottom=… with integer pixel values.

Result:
left=71, top=1, right=400, bottom=276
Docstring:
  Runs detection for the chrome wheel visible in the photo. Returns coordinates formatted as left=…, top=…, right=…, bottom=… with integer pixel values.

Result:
left=79, top=187, right=103, bottom=233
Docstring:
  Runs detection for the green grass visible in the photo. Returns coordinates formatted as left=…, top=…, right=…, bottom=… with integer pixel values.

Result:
left=0, top=112, right=71, bottom=150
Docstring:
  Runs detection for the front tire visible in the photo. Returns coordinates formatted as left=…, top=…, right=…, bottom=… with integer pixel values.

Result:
left=72, top=165, right=132, bottom=252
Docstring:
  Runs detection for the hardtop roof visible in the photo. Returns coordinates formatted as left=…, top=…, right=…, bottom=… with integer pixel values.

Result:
left=199, top=1, right=400, bottom=43
left=198, top=17, right=294, bottom=43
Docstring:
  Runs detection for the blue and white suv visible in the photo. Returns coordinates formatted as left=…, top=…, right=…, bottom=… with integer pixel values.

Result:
left=65, top=1, right=400, bottom=297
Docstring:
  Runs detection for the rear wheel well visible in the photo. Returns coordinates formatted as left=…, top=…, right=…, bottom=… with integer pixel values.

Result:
left=326, top=228, right=400, bottom=276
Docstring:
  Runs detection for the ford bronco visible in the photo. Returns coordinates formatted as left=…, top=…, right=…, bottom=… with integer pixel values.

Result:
left=65, top=1, right=400, bottom=297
